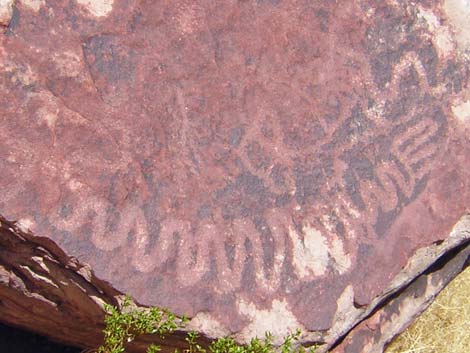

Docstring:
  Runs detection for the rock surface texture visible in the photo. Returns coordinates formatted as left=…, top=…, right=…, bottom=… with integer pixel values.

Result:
left=0, top=0, right=469, bottom=352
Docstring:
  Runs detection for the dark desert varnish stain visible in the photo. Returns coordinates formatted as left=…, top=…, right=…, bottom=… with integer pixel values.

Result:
left=0, top=0, right=469, bottom=339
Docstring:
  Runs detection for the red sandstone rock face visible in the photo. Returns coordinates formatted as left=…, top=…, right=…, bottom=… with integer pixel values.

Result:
left=0, top=0, right=469, bottom=351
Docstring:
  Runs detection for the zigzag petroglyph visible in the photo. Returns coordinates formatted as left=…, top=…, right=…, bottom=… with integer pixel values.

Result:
left=47, top=190, right=352, bottom=293
left=1, top=40, right=449, bottom=295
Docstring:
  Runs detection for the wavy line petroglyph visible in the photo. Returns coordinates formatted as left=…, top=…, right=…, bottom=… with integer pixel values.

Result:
left=48, top=190, right=353, bottom=293
left=3, top=42, right=450, bottom=294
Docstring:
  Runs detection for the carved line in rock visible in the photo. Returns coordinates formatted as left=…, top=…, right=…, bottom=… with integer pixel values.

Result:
left=42, top=88, right=445, bottom=294
left=48, top=195, right=352, bottom=293
left=0, top=56, right=448, bottom=297
left=0, top=1, right=454, bottom=299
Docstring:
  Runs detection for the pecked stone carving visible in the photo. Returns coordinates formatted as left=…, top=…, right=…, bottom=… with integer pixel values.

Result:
left=1, top=0, right=469, bottom=352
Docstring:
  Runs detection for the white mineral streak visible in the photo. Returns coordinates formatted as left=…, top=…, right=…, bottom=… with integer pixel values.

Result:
left=417, top=6, right=455, bottom=56
left=31, top=256, right=51, bottom=274
left=76, top=0, right=113, bottom=17
left=33, top=92, right=61, bottom=129
left=330, top=236, right=352, bottom=274
left=20, top=0, right=45, bottom=12
left=16, top=218, right=35, bottom=233
left=290, top=224, right=329, bottom=278
left=236, top=299, right=304, bottom=345
left=450, top=214, right=470, bottom=237
left=320, top=217, right=352, bottom=274
left=53, top=51, right=83, bottom=78
left=451, top=100, right=470, bottom=124
left=188, top=312, right=230, bottom=338
left=326, top=285, right=361, bottom=340
left=444, top=0, right=470, bottom=55
left=334, top=285, right=355, bottom=322
left=77, top=264, right=93, bottom=282
left=20, top=265, right=59, bottom=288
left=40, top=109, right=59, bottom=129
left=90, top=295, right=107, bottom=309
left=2, top=61, right=38, bottom=86
left=0, top=0, right=14, bottom=26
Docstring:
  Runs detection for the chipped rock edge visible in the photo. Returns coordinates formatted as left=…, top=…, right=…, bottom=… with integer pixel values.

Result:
left=1, top=213, right=469, bottom=352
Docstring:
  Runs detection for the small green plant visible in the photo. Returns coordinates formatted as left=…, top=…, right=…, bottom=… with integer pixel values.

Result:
left=97, top=296, right=318, bottom=353
left=185, top=330, right=317, bottom=353
left=98, top=295, right=181, bottom=353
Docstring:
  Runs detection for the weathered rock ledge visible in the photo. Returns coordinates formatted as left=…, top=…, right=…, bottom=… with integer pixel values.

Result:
left=0, top=215, right=191, bottom=353
left=1, top=214, right=468, bottom=352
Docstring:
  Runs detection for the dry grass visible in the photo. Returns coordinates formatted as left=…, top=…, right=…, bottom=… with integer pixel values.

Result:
left=385, top=266, right=469, bottom=353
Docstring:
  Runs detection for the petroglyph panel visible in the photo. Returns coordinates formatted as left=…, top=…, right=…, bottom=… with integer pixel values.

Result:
left=1, top=0, right=469, bottom=346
